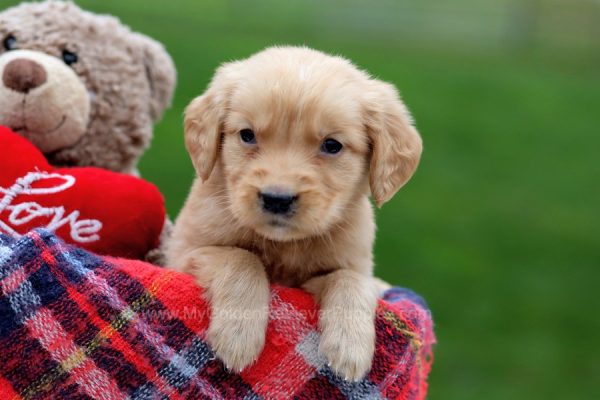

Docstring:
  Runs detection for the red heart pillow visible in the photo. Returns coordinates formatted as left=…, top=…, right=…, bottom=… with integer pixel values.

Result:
left=0, top=126, right=165, bottom=259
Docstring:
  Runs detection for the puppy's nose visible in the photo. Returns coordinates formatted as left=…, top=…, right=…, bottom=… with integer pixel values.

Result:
left=259, top=192, right=298, bottom=215
left=2, top=58, right=47, bottom=93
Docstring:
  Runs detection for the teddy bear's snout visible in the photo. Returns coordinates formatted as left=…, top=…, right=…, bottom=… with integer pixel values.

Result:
left=0, top=49, right=91, bottom=154
left=2, top=58, right=47, bottom=94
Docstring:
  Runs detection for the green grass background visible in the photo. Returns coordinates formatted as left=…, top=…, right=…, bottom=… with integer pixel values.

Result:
left=1, top=0, right=598, bottom=398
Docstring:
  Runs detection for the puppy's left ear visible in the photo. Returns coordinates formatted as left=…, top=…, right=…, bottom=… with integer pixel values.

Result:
left=364, top=80, right=423, bottom=207
left=133, top=33, right=177, bottom=121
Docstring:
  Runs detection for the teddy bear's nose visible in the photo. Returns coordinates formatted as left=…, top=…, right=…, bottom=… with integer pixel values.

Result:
left=2, top=58, right=47, bottom=94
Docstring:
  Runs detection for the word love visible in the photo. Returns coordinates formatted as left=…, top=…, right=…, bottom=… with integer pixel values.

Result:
left=0, top=171, right=102, bottom=243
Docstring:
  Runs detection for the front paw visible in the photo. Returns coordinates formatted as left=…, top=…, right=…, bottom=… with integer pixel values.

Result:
left=319, top=319, right=375, bottom=381
left=206, top=308, right=267, bottom=373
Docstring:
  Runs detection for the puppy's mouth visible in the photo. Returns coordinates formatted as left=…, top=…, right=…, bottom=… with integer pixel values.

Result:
left=267, top=218, right=290, bottom=228
left=252, top=211, right=319, bottom=242
left=244, top=209, right=297, bottom=240
left=257, top=220, right=298, bottom=242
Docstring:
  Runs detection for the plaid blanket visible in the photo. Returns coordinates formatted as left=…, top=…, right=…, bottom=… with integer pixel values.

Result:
left=0, top=230, right=435, bottom=400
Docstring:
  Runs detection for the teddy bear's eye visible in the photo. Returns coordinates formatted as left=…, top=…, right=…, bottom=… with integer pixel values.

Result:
left=3, top=35, right=17, bottom=51
left=62, top=50, right=78, bottom=66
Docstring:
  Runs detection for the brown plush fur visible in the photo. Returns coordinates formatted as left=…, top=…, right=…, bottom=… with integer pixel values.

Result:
left=167, top=47, right=422, bottom=380
left=0, top=0, right=176, bottom=173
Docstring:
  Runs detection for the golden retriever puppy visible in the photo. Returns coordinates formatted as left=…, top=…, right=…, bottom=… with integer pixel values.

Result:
left=166, top=46, right=422, bottom=381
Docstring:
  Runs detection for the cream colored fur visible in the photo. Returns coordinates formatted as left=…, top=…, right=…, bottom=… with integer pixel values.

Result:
left=167, top=46, right=422, bottom=381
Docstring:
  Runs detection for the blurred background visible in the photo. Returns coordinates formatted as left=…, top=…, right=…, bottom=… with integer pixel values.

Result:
left=2, top=0, right=598, bottom=398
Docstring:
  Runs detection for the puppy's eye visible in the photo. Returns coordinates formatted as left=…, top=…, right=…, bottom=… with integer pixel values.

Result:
left=62, top=49, right=78, bottom=66
left=3, top=35, right=17, bottom=51
left=240, top=129, right=257, bottom=144
left=320, top=138, right=343, bottom=155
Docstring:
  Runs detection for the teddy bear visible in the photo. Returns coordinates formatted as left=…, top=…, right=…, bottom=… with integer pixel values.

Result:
left=0, top=1, right=176, bottom=262
left=0, top=0, right=175, bottom=172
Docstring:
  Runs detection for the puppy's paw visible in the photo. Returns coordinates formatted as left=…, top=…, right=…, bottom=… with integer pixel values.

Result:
left=206, top=309, right=267, bottom=373
left=319, top=320, right=375, bottom=381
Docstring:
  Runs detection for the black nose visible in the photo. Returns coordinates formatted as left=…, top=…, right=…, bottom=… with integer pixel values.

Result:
left=259, top=192, right=298, bottom=215
left=2, top=58, right=47, bottom=93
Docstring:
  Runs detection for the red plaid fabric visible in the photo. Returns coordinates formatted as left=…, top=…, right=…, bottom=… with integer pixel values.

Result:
left=0, top=229, right=435, bottom=399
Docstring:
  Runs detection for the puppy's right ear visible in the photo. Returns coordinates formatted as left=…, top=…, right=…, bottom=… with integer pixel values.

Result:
left=184, top=92, right=224, bottom=181
left=185, top=63, right=241, bottom=181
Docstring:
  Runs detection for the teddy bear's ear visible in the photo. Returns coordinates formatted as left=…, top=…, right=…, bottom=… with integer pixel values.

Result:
left=132, top=33, right=176, bottom=121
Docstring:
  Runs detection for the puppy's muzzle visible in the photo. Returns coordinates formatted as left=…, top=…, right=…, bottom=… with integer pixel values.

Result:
left=259, top=191, right=298, bottom=216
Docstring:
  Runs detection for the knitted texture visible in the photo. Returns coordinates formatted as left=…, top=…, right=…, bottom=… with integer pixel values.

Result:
left=0, top=230, right=435, bottom=399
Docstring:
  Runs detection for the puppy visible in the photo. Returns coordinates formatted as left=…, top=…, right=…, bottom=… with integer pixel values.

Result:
left=166, top=46, right=422, bottom=381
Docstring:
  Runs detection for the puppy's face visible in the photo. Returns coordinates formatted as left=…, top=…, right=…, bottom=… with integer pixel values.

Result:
left=185, top=47, right=422, bottom=241
left=221, top=76, right=370, bottom=241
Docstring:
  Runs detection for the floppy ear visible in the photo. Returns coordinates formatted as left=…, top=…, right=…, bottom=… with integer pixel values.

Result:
left=184, top=62, right=243, bottom=181
left=365, top=81, right=423, bottom=207
left=133, top=33, right=177, bottom=121
left=184, top=91, right=224, bottom=181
